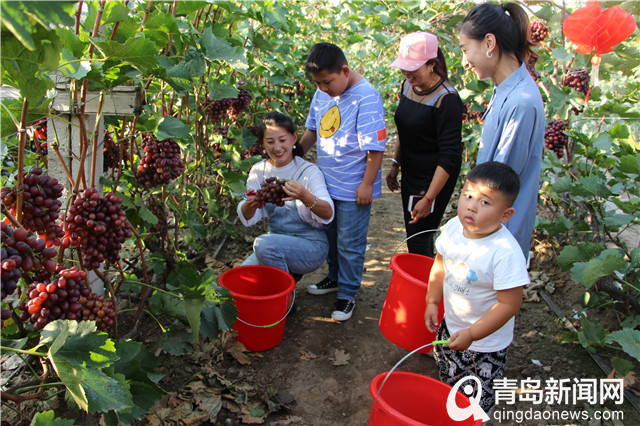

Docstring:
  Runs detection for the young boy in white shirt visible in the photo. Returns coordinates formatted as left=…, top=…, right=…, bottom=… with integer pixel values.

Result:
left=425, top=161, right=530, bottom=413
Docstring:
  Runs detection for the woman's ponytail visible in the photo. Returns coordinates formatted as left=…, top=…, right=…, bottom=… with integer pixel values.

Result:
left=461, top=2, right=537, bottom=63
left=502, top=3, right=538, bottom=63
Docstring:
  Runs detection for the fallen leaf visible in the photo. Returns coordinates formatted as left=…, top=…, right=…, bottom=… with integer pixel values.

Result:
left=333, top=349, right=350, bottom=366
left=194, top=392, right=223, bottom=421
left=183, top=413, right=209, bottom=425
left=205, top=254, right=227, bottom=270
left=300, top=350, right=317, bottom=361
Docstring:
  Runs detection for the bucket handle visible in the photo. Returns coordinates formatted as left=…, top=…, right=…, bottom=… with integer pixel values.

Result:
left=235, top=291, right=296, bottom=329
left=390, top=228, right=440, bottom=265
left=374, top=340, right=450, bottom=404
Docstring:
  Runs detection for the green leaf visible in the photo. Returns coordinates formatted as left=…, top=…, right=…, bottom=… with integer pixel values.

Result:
left=111, top=340, right=165, bottom=419
left=573, top=175, right=611, bottom=198
left=200, top=300, right=237, bottom=338
left=31, top=410, right=76, bottom=426
left=577, top=316, right=606, bottom=347
left=551, top=47, right=573, bottom=64
left=168, top=47, right=206, bottom=80
left=605, top=329, right=640, bottom=363
left=557, top=243, right=603, bottom=269
left=183, top=296, right=205, bottom=344
left=209, top=82, right=239, bottom=100
left=102, top=2, right=130, bottom=24
left=592, top=133, right=613, bottom=152
left=92, top=35, right=159, bottom=74
left=40, top=321, right=132, bottom=414
left=155, top=116, right=191, bottom=141
left=551, top=176, right=574, bottom=193
left=620, top=315, right=640, bottom=329
left=138, top=204, right=159, bottom=227
left=611, top=357, right=634, bottom=376
left=59, top=48, right=91, bottom=80
left=618, top=154, right=640, bottom=175
left=201, top=27, right=248, bottom=71
left=158, top=327, right=194, bottom=355
left=1, top=1, right=35, bottom=50
left=580, top=253, right=628, bottom=287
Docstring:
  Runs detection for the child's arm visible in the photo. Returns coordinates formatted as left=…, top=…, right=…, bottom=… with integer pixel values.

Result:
left=424, top=252, right=445, bottom=333
left=300, top=129, right=317, bottom=155
left=447, top=286, right=523, bottom=351
left=355, top=150, right=383, bottom=205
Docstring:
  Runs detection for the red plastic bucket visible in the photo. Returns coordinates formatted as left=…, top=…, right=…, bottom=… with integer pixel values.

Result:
left=368, top=372, right=482, bottom=425
left=379, top=253, right=444, bottom=353
left=218, top=265, right=295, bottom=351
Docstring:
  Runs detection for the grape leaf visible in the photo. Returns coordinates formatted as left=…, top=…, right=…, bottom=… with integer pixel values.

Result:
left=91, top=35, right=159, bottom=74
left=605, top=330, right=640, bottom=363
left=156, top=116, right=191, bottom=141
left=39, top=321, right=132, bottom=413
left=31, top=410, right=75, bottom=426
left=579, top=253, right=628, bottom=288
left=577, top=316, right=606, bottom=347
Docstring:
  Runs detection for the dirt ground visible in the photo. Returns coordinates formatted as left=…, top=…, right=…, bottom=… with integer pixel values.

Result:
left=210, top=139, right=640, bottom=425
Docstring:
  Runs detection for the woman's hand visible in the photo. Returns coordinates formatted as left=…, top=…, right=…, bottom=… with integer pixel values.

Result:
left=282, top=180, right=309, bottom=201
left=386, top=166, right=400, bottom=191
left=408, top=197, right=432, bottom=224
left=241, top=195, right=262, bottom=220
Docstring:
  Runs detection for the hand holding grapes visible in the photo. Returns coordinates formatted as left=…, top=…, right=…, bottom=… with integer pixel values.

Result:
left=281, top=180, right=309, bottom=202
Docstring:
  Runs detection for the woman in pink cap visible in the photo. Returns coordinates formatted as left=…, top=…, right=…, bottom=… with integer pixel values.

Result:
left=386, top=31, right=463, bottom=257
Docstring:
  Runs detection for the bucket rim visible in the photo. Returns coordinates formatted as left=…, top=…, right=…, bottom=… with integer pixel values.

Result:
left=370, top=371, right=466, bottom=425
left=389, top=252, right=434, bottom=289
left=218, top=264, right=295, bottom=301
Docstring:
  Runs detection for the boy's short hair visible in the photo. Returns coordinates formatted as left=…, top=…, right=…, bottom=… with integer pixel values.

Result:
left=305, top=43, right=348, bottom=74
left=467, top=161, right=520, bottom=206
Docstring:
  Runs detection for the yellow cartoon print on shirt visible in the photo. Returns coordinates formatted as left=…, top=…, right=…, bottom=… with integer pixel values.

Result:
left=319, top=105, right=341, bottom=138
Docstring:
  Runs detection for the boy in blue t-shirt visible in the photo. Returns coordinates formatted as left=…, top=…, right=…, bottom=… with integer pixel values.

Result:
left=300, top=42, right=387, bottom=321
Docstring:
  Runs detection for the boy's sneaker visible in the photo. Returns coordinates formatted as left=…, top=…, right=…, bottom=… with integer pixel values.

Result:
left=331, top=299, right=355, bottom=321
left=307, top=277, right=338, bottom=295
left=291, top=273, right=304, bottom=283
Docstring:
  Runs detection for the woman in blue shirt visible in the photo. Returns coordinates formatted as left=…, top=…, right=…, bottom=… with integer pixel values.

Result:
left=459, top=2, right=545, bottom=260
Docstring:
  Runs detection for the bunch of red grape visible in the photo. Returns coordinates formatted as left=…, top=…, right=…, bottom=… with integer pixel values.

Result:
left=526, top=56, right=540, bottom=81
left=103, top=131, right=129, bottom=170
left=1, top=222, right=58, bottom=300
left=544, top=120, right=569, bottom=158
left=228, top=88, right=253, bottom=120
left=18, top=266, right=92, bottom=331
left=135, top=134, right=185, bottom=187
left=530, top=21, right=549, bottom=44
left=63, top=188, right=132, bottom=270
left=563, top=69, right=590, bottom=95
left=204, top=97, right=235, bottom=124
left=1, top=167, right=65, bottom=246
left=462, top=103, right=485, bottom=123
left=250, top=177, right=287, bottom=207
left=78, top=292, right=117, bottom=331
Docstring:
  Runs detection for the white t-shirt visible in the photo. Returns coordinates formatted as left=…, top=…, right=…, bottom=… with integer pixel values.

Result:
left=237, top=157, right=334, bottom=228
left=436, top=217, right=530, bottom=352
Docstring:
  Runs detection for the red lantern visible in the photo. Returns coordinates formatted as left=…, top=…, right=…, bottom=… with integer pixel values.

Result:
left=563, top=0, right=636, bottom=97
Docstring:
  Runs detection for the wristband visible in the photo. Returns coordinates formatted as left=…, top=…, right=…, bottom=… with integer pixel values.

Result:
left=391, top=158, right=400, bottom=167
left=306, top=195, right=318, bottom=210
left=424, top=196, right=433, bottom=205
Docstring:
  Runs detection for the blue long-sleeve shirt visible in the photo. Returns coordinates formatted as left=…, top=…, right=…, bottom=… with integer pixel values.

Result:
left=477, top=62, right=545, bottom=258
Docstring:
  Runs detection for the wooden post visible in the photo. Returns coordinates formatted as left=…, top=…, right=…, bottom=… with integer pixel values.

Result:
left=48, top=79, right=142, bottom=293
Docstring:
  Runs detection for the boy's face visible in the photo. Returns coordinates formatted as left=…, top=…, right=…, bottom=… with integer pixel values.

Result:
left=310, top=66, right=350, bottom=97
left=457, top=180, right=515, bottom=239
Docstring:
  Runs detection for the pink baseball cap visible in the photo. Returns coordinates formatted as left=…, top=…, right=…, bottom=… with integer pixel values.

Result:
left=390, top=31, right=439, bottom=71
